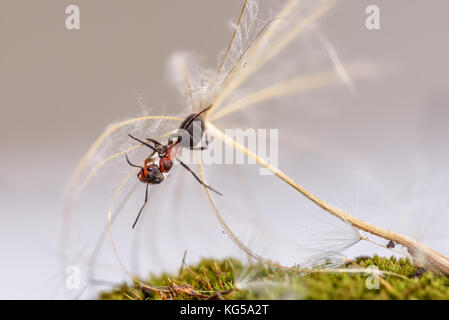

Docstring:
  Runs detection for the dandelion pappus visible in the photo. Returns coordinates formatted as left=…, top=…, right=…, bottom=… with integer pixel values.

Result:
left=126, top=105, right=222, bottom=229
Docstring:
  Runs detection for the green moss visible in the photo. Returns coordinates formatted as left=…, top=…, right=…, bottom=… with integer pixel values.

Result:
left=100, top=256, right=449, bottom=300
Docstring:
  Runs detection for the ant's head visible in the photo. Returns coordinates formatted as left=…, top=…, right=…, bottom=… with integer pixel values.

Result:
left=138, top=164, right=164, bottom=184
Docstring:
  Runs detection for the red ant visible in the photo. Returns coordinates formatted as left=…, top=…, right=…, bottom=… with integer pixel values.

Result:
left=126, top=105, right=222, bottom=229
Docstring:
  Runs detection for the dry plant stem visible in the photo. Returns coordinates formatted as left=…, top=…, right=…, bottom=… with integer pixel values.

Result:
left=195, top=155, right=405, bottom=280
left=245, top=0, right=302, bottom=59
left=217, top=0, right=248, bottom=73
left=209, top=0, right=336, bottom=115
left=315, top=29, right=357, bottom=93
left=202, top=0, right=248, bottom=110
left=210, top=64, right=368, bottom=121
left=206, top=122, right=449, bottom=276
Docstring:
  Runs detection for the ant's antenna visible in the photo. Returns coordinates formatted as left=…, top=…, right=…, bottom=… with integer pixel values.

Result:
left=128, top=134, right=159, bottom=153
left=125, top=154, right=143, bottom=169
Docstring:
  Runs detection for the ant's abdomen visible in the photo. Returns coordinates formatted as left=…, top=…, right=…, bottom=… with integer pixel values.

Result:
left=178, top=114, right=205, bottom=149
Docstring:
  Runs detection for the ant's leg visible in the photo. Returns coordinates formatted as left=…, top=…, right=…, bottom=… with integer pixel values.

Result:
left=176, top=157, right=223, bottom=196
left=132, top=182, right=149, bottom=229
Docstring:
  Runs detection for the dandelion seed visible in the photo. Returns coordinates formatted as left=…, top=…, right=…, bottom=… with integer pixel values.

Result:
left=64, top=0, right=449, bottom=298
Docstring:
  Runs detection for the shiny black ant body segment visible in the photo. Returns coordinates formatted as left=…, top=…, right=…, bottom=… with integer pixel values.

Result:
left=126, top=105, right=222, bottom=229
left=172, top=105, right=212, bottom=150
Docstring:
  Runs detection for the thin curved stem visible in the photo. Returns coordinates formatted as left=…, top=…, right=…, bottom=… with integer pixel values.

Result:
left=195, top=152, right=405, bottom=279
left=74, top=145, right=141, bottom=202
left=206, top=122, right=449, bottom=276
left=65, top=115, right=183, bottom=199
left=362, top=236, right=412, bottom=259
left=107, top=167, right=169, bottom=293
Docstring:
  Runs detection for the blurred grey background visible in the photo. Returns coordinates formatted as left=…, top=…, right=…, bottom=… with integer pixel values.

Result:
left=1, top=1, right=448, bottom=298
